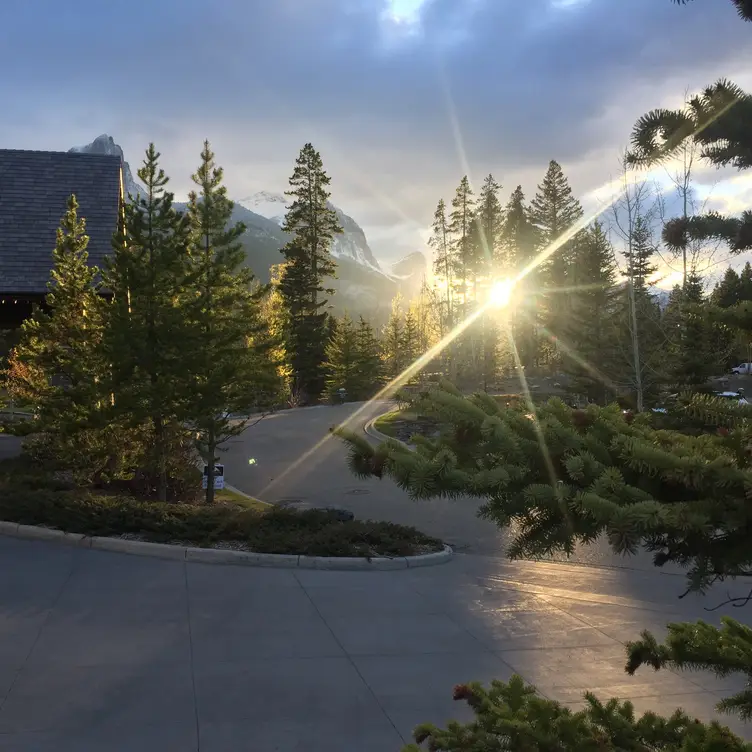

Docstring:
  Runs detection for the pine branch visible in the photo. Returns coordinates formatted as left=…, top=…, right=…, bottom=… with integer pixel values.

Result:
left=626, top=617, right=752, bottom=720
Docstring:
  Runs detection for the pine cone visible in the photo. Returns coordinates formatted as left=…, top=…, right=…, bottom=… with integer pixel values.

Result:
left=453, top=684, right=473, bottom=701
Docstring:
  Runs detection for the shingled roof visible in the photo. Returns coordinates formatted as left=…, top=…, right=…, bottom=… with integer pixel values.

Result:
left=0, top=149, right=122, bottom=294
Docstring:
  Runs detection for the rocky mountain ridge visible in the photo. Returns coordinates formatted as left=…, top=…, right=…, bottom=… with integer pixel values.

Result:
left=69, top=135, right=426, bottom=318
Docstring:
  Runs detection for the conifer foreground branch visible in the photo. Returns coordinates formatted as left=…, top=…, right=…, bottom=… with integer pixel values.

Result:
left=336, top=383, right=752, bottom=722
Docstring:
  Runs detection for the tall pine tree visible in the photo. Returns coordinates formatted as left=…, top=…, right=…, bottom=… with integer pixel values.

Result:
left=564, top=221, right=620, bottom=404
left=279, top=143, right=343, bottom=402
left=429, top=198, right=455, bottom=377
left=449, top=176, right=476, bottom=312
left=529, top=161, right=584, bottom=355
left=324, top=313, right=357, bottom=399
left=184, top=141, right=280, bottom=503
left=6, top=195, right=126, bottom=483
left=382, top=295, right=405, bottom=381
left=662, top=271, right=719, bottom=390
left=106, top=144, right=193, bottom=501
left=352, top=316, right=382, bottom=399
left=500, top=186, right=539, bottom=371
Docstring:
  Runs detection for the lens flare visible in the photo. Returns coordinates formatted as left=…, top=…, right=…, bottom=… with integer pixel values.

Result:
left=489, top=278, right=514, bottom=308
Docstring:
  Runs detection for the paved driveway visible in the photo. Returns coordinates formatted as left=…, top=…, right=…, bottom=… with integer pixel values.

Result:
left=222, top=402, right=679, bottom=570
left=0, top=538, right=749, bottom=750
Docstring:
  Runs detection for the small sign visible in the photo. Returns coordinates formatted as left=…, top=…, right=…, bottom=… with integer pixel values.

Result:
left=202, top=464, right=225, bottom=490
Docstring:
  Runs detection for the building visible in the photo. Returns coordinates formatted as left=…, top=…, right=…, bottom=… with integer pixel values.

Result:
left=0, top=149, right=123, bottom=330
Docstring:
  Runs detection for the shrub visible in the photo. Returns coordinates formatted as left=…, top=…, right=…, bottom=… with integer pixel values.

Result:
left=404, top=675, right=751, bottom=751
left=0, top=459, right=443, bottom=557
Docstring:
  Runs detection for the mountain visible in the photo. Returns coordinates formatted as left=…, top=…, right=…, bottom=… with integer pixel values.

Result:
left=391, top=251, right=427, bottom=281
left=238, top=191, right=386, bottom=274
left=68, top=135, right=427, bottom=320
left=69, top=134, right=146, bottom=201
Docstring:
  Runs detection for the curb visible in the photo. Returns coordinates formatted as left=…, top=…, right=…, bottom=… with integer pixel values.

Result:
left=0, top=521, right=453, bottom=570
left=363, top=414, right=417, bottom=453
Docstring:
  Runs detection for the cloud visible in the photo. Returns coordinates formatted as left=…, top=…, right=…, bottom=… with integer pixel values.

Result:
left=1, top=0, right=751, bottom=265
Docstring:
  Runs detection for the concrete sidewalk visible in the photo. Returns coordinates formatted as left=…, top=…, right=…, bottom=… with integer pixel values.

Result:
left=0, top=537, right=749, bottom=751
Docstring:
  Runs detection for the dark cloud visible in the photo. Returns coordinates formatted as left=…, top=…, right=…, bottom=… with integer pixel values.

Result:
left=2, top=0, right=751, bottom=262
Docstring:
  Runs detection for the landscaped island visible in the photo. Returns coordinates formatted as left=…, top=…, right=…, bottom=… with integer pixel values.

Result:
left=0, top=456, right=443, bottom=558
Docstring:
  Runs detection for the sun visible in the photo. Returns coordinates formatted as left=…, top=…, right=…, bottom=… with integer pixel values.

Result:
left=488, top=278, right=515, bottom=308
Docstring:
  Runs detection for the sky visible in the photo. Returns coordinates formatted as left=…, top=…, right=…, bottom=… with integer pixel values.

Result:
left=1, top=0, right=751, bottom=284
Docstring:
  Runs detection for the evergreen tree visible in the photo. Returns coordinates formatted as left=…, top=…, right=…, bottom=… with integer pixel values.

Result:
left=338, top=385, right=752, bottom=724
left=260, top=262, right=294, bottom=400
left=739, top=262, right=752, bottom=301
left=324, top=313, right=358, bottom=399
left=448, top=176, right=476, bottom=311
left=714, top=268, right=743, bottom=309
left=618, top=212, right=665, bottom=411
left=382, top=296, right=404, bottom=381
left=402, top=674, right=749, bottom=751
left=474, top=173, right=503, bottom=286
left=401, top=308, right=419, bottom=380
left=565, top=222, right=620, bottom=404
left=429, top=198, right=453, bottom=338
left=278, top=143, right=343, bottom=402
left=184, top=141, right=280, bottom=503
left=106, top=144, right=193, bottom=502
left=529, top=161, right=584, bottom=351
left=663, top=272, right=719, bottom=389
left=6, top=196, right=129, bottom=483
left=624, top=214, right=657, bottom=293
left=352, top=316, right=382, bottom=400
left=500, top=186, right=540, bottom=371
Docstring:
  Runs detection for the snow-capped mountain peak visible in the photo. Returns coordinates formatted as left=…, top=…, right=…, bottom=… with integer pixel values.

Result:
left=238, top=191, right=289, bottom=225
left=239, top=191, right=387, bottom=275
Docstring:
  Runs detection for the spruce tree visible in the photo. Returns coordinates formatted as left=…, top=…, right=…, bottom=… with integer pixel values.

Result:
left=663, top=272, right=719, bottom=390
left=403, top=674, right=750, bottom=750
left=6, top=195, right=127, bottom=483
left=324, top=313, right=357, bottom=400
left=184, top=141, right=280, bottom=503
left=382, top=296, right=404, bottom=381
left=352, top=316, right=382, bottom=400
left=337, top=385, right=752, bottom=725
left=529, top=161, right=584, bottom=352
left=448, top=176, right=476, bottom=312
left=401, top=308, right=420, bottom=381
left=279, top=143, right=343, bottom=402
left=500, top=186, right=540, bottom=371
left=713, top=265, right=752, bottom=309
left=624, top=215, right=657, bottom=293
left=564, top=221, right=620, bottom=404
left=106, top=144, right=193, bottom=502
left=474, top=173, right=503, bottom=286
left=740, top=262, right=752, bottom=301
left=618, top=213, right=664, bottom=411
left=429, top=198, right=456, bottom=378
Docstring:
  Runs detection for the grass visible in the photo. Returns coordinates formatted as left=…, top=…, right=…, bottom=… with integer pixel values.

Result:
left=214, top=486, right=270, bottom=513
left=0, top=456, right=443, bottom=558
left=373, top=410, right=405, bottom=437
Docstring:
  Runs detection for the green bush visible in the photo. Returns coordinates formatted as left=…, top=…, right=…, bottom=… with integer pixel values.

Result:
left=404, top=675, right=751, bottom=751
left=0, top=458, right=442, bottom=557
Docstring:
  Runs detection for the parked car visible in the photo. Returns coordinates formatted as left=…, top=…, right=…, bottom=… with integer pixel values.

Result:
left=731, top=362, right=752, bottom=375
left=715, top=389, right=749, bottom=405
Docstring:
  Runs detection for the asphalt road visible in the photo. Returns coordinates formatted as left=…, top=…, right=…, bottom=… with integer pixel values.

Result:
left=221, top=401, right=679, bottom=571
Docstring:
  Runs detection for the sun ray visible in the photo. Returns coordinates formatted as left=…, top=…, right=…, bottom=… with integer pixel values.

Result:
left=254, top=95, right=742, bottom=500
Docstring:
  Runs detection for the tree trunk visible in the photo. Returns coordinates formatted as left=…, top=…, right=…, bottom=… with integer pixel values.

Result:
left=205, top=428, right=216, bottom=504
left=153, top=413, right=167, bottom=502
